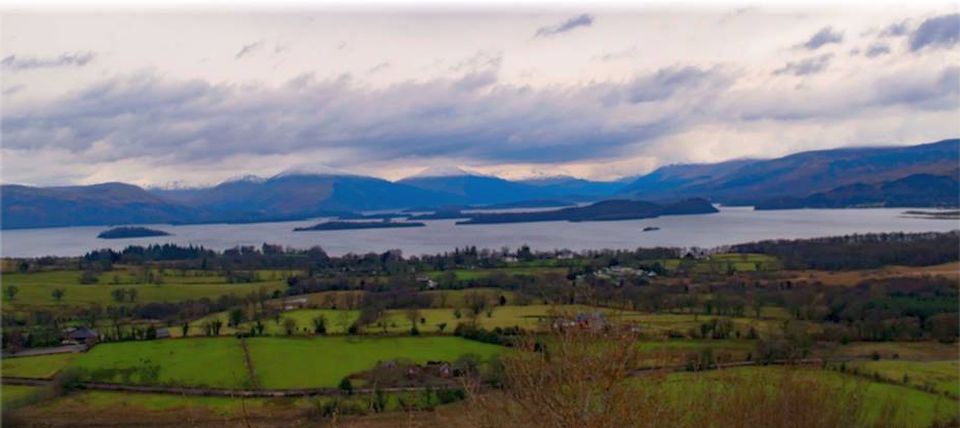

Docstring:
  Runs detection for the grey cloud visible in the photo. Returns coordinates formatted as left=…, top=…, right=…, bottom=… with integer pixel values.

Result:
left=2, top=65, right=722, bottom=168
left=880, top=20, right=910, bottom=37
left=614, top=66, right=733, bottom=104
left=737, top=65, right=959, bottom=122
left=0, top=51, right=96, bottom=71
left=535, top=14, right=593, bottom=37
left=773, top=54, right=833, bottom=76
left=368, top=62, right=390, bottom=73
left=595, top=46, right=640, bottom=62
left=909, top=13, right=959, bottom=51
left=873, top=66, right=960, bottom=110
left=450, top=51, right=502, bottom=72
left=2, top=84, right=26, bottom=96
left=453, top=70, right=499, bottom=91
left=799, top=27, right=844, bottom=50
left=235, top=41, right=263, bottom=59
left=865, top=43, right=891, bottom=58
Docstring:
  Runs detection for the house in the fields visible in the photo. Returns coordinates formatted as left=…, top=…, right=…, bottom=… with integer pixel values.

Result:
left=284, top=297, right=308, bottom=310
left=63, top=327, right=99, bottom=345
left=415, top=274, right=437, bottom=289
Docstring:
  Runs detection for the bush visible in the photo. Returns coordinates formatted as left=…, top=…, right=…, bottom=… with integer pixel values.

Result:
left=338, top=377, right=353, bottom=395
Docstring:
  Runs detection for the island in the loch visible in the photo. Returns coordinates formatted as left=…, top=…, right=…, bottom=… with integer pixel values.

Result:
left=97, top=226, right=172, bottom=239
left=456, top=198, right=718, bottom=225
left=902, top=210, right=960, bottom=220
left=293, top=221, right=427, bottom=231
left=407, top=209, right=470, bottom=220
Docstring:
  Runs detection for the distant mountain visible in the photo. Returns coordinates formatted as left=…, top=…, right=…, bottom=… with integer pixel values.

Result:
left=1, top=183, right=198, bottom=229
left=157, top=173, right=459, bottom=217
left=457, top=198, right=718, bottom=225
left=518, top=176, right=627, bottom=198
left=398, top=172, right=548, bottom=205
left=4, top=139, right=956, bottom=229
left=619, top=159, right=757, bottom=196
left=622, top=139, right=959, bottom=205
left=399, top=172, right=624, bottom=205
left=755, top=173, right=960, bottom=210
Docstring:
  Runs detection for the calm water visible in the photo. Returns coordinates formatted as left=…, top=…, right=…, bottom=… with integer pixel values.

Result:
left=1, top=207, right=957, bottom=258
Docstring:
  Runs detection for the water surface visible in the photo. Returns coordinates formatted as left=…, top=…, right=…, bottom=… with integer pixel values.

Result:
left=2, top=207, right=957, bottom=258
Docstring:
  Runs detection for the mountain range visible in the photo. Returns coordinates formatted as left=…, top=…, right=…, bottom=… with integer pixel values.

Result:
left=2, top=138, right=957, bottom=229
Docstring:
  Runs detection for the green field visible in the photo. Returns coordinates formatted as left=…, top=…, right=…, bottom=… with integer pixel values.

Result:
left=1, top=385, right=45, bottom=409
left=662, top=366, right=958, bottom=428
left=187, top=304, right=649, bottom=337
left=823, top=341, right=960, bottom=361
left=1, top=352, right=78, bottom=378
left=427, top=266, right=566, bottom=281
left=71, top=338, right=250, bottom=388
left=661, top=253, right=780, bottom=273
left=57, top=390, right=261, bottom=413
left=1, top=269, right=288, bottom=308
left=247, top=336, right=502, bottom=389
left=852, top=359, right=960, bottom=397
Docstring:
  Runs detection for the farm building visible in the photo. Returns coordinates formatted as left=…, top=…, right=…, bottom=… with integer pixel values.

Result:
left=63, top=327, right=99, bottom=345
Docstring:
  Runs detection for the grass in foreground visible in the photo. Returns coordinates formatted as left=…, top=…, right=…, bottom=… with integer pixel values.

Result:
left=660, top=366, right=957, bottom=428
left=70, top=338, right=250, bottom=388
left=1, top=353, right=78, bottom=378
left=247, top=336, right=502, bottom=389
left=1, top=385, right=45, bottom=409
left=852, top=359, right=960, bottom=397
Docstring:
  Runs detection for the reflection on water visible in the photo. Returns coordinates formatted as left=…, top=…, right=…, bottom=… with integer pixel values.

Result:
left=2, top=207, right=958, bottom=258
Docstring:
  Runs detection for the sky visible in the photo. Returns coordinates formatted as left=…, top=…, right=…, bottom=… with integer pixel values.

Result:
left=1, top=2, right=959, bottom=187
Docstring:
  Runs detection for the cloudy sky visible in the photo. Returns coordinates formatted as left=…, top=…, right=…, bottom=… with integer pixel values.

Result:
left=1, top=3, right=958, bottom=187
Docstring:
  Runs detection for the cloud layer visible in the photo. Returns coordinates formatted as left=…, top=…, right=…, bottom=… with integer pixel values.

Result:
left=535, top=14, right=594, bottom=37
left=1, top=51, right=96, bottom=71
left=1, top=10, right=958, bottom=186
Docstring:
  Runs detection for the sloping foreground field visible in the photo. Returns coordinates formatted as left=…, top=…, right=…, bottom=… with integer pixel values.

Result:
left=660, top=367, right=959, bottom=428
left=4, top=365, right=956, bottom=428
left=246, top=336, right=502, bottom=389
left=70, top=338, right=250, bottom=388
left=1, top=353, right=78, bottom=378
left=7, top=336, right=503, bottom=390
left=850, top=359, right=960, bottom=397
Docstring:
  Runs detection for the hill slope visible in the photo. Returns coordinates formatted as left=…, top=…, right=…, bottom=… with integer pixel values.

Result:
left=1, top=183, right=198, bottom=229
left=622, top=139, right=959, bottom=205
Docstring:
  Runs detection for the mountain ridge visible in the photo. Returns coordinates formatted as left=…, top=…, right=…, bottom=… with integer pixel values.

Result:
left=2, top=138, right=956, bottom=229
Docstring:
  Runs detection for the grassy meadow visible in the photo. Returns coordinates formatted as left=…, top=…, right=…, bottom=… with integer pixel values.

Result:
left=1, top=353, right=78, bottom=379
left=247, top=336, right=503, bottom=389
left=70, top=338, right=250, bottom=388
left=1, top=268, right=290, bottom=309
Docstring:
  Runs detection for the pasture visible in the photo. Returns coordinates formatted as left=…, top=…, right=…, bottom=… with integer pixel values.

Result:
left=1, top=353, right=78, bottom=378
left=70, top=338, right=250, bottom=388
left=851, top=359, right=960, bottom=397
left=786, top=261, right=960, bottom=286
left=427, top=266, right=566, bottom=281
left=186, top=304, right=656, bottom=337
left=662, top=366, right=958, bottom=428
left=1, top=385, right=44, bottom=409
left=1, top=269, right=288, bottom=308
left=247, top=336, right=502, bottom=389
left=661, top=253, right=780, bottom=273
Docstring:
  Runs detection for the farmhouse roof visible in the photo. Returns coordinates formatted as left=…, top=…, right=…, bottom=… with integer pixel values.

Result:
left=67, top=327, right=99, bottom=340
